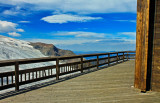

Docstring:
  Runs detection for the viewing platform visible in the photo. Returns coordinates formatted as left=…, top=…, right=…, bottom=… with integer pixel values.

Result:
left=1, top=60, right=160, bottom=103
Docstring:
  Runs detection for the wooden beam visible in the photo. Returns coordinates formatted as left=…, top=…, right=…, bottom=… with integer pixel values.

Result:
left=135, top=0, right=143, bottom=89
left=135, top=0, right=154, bottom=92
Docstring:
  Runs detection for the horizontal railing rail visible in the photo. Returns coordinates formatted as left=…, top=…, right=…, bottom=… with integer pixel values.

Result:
left=0, top=51, right=135, bottom=91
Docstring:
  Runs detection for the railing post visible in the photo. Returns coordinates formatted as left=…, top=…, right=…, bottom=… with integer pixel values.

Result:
left=56, top=58, right=60, bottom=80
left=108, top=54, right=110, bottom=66
left=123, top=52, right=125, bottom=62
left=127, top=52, right=129, bottom=60
left=97, top=55, right=99, bottom=69
left=117, top=52, right=119, bottom=63
left=81, top=56, right=83, bottom=73
left=15, top=61, right=19, bottom=91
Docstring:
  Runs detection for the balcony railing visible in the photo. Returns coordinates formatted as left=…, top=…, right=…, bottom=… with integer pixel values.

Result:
left=0, top=51, right=135, bottom=91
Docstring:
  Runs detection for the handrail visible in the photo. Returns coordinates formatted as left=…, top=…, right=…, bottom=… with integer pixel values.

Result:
left=0, top=51, right=135, bottom=66
left=0, top=51, right=135, bottom=91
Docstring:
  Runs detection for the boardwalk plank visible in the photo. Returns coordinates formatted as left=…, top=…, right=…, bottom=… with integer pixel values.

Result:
left=1, top=60, right=160, bottom=103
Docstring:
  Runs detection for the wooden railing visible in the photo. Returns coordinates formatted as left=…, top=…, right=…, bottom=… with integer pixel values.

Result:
left=0, top=51, right=135, bottom=91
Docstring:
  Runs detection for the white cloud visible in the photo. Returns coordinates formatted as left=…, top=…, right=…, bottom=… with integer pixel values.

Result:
left=3, top=10, right=19, bottom=15
left=115, top=20, right=136, bottom=23
left=8, top=32, right=21, bottom=37
left=29, top=39, right=97, bottom=45
left=119, top=32, right=136, bottom=36
left=41, top=14, right=102, bottom=23
left=0, top=20, right=24, bottom=36
left=54, top=31, right=106, bottom=38
left=2, top=6, right=28, bottom=16
left=19, top=21, right=30, bottom=23
left=0, top=0, right=137, bottom=14
left=0, top=20, right=18, bottom=32
left=17, top=29, right=24, bottom=32
left=30, top=38, right=133, bottom=46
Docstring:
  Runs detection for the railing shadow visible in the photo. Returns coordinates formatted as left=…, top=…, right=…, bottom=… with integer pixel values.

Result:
left=0, top=60, right=129, bottom=100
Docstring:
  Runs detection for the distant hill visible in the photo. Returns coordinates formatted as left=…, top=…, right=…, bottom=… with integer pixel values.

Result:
left=30, top=42, right=76, bottom=57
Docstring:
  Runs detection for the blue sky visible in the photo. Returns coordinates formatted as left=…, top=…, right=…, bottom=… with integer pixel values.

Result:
left=0, top=0, right=137, bottom=52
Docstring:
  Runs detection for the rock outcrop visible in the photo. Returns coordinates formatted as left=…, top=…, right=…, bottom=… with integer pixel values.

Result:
left=30, top=42, right=75, bottom=57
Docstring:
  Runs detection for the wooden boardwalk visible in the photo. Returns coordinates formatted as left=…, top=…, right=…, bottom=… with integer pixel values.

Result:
left=0, top=60, right=160, bottom=103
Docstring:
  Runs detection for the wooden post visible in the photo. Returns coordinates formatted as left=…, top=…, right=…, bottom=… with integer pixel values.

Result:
left=56, top=58, right=59, bottom=80
left=123, top=52, right=125, bottom=62
left=127, top=52, right=129, bottom=60
left=135, top=0, right=155, bottom=92
left=135, top=0, right=143, bottom=89
left=1, top=77, right=3, bottom=86
left=108, top=54, right=110, bottom=66
left=117, top=52, right=119, bottom=63
left=81, top=56, right=83, bottom=73
left=97, top=55, right=99, bottom=69
left=15, top=62, right=19, bottom=91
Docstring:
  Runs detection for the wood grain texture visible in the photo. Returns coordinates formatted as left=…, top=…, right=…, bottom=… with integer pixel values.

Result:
left=135, top=0, right=143, bottom=89
left=151, top=0, right=160, bottom=91
left=135, top=0, right=153, bottom=92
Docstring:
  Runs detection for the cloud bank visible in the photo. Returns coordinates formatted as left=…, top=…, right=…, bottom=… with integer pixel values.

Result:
left=53, top=31, right=106, bottom=38
left=115, top=20, right=136, bottom=23
left=8, top=32, right=21, bottom=37
left=0, top=0, right=137, bottom=14
left=39, top=31, right=135, bottom=46
left=118, top=32, right=136, bottom=36
left=41, top=14, right=102, bottom=24
left=29, top=38, right=136, bottom=51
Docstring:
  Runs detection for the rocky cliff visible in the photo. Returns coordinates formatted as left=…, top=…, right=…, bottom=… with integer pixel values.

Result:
left=30, top=42, right=75, bottom=57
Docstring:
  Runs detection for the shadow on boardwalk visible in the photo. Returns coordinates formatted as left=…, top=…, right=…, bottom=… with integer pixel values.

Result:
left=0, top=60, right=126, bottom=100
left=1, top=60, right=160, bottom=103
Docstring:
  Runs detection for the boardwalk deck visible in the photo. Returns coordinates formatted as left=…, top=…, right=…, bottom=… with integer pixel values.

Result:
left=0, top=60, right=160, bottom=103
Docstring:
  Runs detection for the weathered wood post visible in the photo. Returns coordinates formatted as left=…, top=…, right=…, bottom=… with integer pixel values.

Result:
left=117, top=52, right=119, bottom=63
left=127, top=52, right=129, bottom=60
left=108, top=54, right=110, bottom=66
left=135, top=0, right=157, bottom=92
left=15, top=61, right=19, bottom=91
left=81, top=56, right=83, bottom=73
left=97, top=55, right=99, bottom=69
left=56, top=58, right=60, bottom=80
left=123, top=52, right=125, bottom=62
left=1, top=77, right=3, bottom=86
